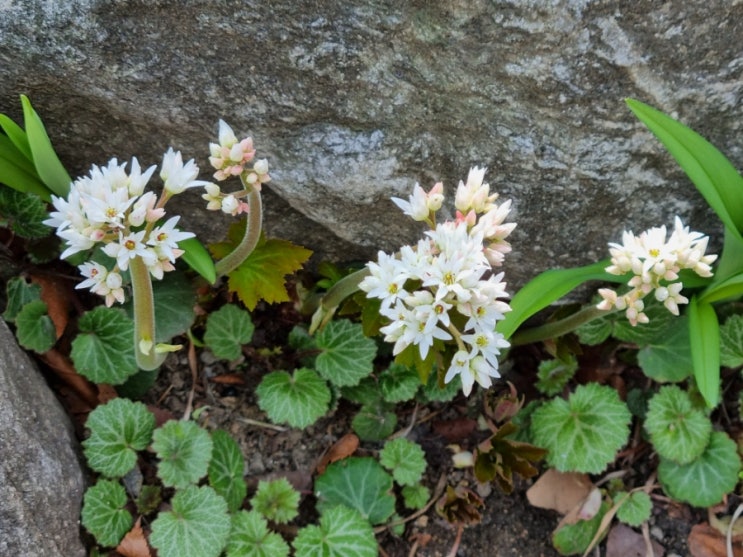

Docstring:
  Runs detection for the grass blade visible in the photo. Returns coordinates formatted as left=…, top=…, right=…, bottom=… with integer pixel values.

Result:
left=688, top=296, right=720, bottom=408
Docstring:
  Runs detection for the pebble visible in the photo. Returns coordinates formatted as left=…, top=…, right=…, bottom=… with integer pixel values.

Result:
left=650, top=526, right=664, bottom=540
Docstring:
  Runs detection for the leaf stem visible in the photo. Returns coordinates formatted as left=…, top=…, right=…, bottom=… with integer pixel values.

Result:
left=130, top=256, right=166, bottom=371
left=214, top=180, right=262, bottom=281
left=509, top=304, right=616, bottom=346
left=309, top=267, right=370, bottom=333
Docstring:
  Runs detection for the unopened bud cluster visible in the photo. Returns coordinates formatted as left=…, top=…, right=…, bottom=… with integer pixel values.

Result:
left=597, top=216, right=717, bottom=325
left=204, top=120, right=271, bottom=216
left=45, top=150, right=206, bottom=306
left=360, top=167, right=515, bottom=396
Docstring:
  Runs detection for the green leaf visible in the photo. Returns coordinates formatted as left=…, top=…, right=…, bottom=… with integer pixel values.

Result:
left=150, top=485, right=231, bottom=557
left=293, top=505, right=377, bottom=557
left=379, top=438, right=427, bottom=487
left=626, top=98, right=743, bottom=240
left=208, top=430, right=247, bottom=514
left=82, top=398, right=155, bottom=478
left=351, top=401, right=397, bottom=441
left=0, top=151, right=51, bottom=200
left=613, top=300, right=677, bottom=345
left=636, top=315, right=692, bottom=382
left=179, top=236, right=216, bottom=284
left=689, top=296, right=721, bottom=408
left=152, top=271, right=196, bottom=342
left=3, top=276, right=42, bottom=322
left=497, top=260, right=619, bottom=339
left=0, top=179, right=52, bottom=235
left=251, top=478, right=300, bottom=524
left=81, top=479, right=133, bottom=548
left=256, top=368, right=331, bottom=428
left=552, top=501, right=609, bottom=555
left=419, top=371, right=461, bottom=402
left=658, top=431, right=740, bottom=507
left=226, top=510, right=290, bottom=557
left=135, top=485, right=162, bottom=516
left=315, top=457, right=396, bottom=524
left=315, top=319, right=377, bottom=387
left=535, top=357, right=577, bottom=396
left=153, top=420, right=214, bottom=488
left=531, top=383, right=631, bottom=473
left=71, top=306, right=138, bottom=384
left=402, top=484, right=430, bottom=510
left=341, top=377, right=382, bottom=406
left=15, top=299, right=55, bottom=352
left=720, top=314, right=743, bottom=368
left=225, top=234, right=312, bottom=310
left=21, top=95, right=71, bottom=197
left=0, top=112, right=32, bottom=160
left=575, top=311, right=613, bottom=346
left=644, top=385, right=712, bottom=465
left=379, top=363, right=421, bottom=402
left=615, top=491, right=652, bottom=527
left=204, top=304, right=255, bottom=360
left=700, top=271, right=743, bottom=304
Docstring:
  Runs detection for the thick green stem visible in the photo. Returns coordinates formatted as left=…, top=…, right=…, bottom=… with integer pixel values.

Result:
left=214, top=186, right=263, bottom=281
left=509, top=305, right=617, bottom=347
left=130, top=256, right=166, bottom=370
left=309, top=267, right=370, bottom=333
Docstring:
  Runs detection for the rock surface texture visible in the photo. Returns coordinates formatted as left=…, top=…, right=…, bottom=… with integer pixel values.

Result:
left=0, top=321, right=86, bottom=557
left=2, top=2, right=742, bottom=286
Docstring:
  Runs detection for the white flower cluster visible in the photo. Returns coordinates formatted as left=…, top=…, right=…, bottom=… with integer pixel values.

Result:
left=203, top=120, right=271, bottom=216
left=44, top=151, right=204, bottom=306
left=597, top=216, right=717, bottom=325
left=360, top=167, right=515, bottom=396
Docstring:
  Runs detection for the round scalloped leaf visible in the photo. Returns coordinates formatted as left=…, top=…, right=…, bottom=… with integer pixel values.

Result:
left=402, top=484, right=430, bottom=510
left=71, top=306, right=137, bottom=384
left=3, top=276, right=42, bottom=322
left=82, top=398, right=155, bottom=478
left=615, top=491, right=652, bottom=527
left=251, top=478, right=300, bottom=524
left=379, top=363, right=421, bottom=402
left=644, top=385, right=711, bottom=465
left=720, top=314, right=743, bottom=368
left=636, top=316, right=692, bottom=382
left=351, top=402, right=397, bottom=441
left=315, top=319, right=377, bottom=387
left=15, top=299, right=55, bottom=352
left=535, top=357, right=577, bottom=396
left=256, top=368, right=331, bottom=428
left=658, top=431, right=740, bottom=507
left=81, top=479, right=133, bottom=547
left=204, top=303, right=255, bottom=361
left=293, top=505, right=377, bottom=557
left=379, top=438, right=427, bottom=487
left=208, top=429, right=247, bottom=514
left=152, top=420, right=213, bottom=488
left=530, top=383, right=631, bottom=473
left=612, top=302, right=675, bottom=344
left=150, top=485, right=231, bottom=557
left=226, top=510, right=290, bottom=557
left=315, top=457, right=395, bottom=525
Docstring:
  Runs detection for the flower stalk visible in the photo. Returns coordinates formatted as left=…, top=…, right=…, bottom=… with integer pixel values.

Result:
left=214, top=183, right=262, bottom=281
left=130, top=255, right=167, bottom=370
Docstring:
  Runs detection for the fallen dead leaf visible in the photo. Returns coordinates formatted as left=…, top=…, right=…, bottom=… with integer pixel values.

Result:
left=209, top=373, right=246, bottom=385
left=316, top=433, right=360, bottom=474
left=689, top=522, right=743, bottom=557
left=606, top=523, right=664, bottom=557
left=116, top=517, right=152, bottom=557
left=30, top=272, right=71, bottom=340
left=431, top=417, right=477, bottom=443
left=38, top=348, right=98, bottom=408
left=526, top=469, right=594, bottom=515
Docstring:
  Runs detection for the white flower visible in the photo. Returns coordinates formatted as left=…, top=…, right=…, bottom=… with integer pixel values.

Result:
left=209, top=120, right=256, bottom=181
left=126, top=157, right=157, bottom=197
left=202, top=183, right=223, bottom=211
left=391, top=183, right=430, bottom=221
left=359, top=251, right=410, bottom=309
left=147, top=216, right=195, bottom=263
left=103, top=230, right=156, bottom=271
left=221, top=194, right=239, bottom=215
left=160, top=148, right=209, bottom=194
left=76, top=262, right=109, bottom=292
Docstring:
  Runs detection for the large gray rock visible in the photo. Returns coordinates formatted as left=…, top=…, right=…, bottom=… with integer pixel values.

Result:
left=1, top=1, right=741, bottom=288
left=0, top=321, right=86, bottom=556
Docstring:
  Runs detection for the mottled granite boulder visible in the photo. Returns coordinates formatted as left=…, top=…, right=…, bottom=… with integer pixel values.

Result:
left=1, top=1, right=742, bottom=288
left=0, top=321, right=86, bottom=557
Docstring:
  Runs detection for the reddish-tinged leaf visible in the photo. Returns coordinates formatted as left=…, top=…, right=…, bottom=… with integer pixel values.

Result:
left=435, top=484, right=484, bottom=527
left=688, top=522, right=743, bottom=557
left=316, top=433, right=360, bottom=474
left=116, top=517, right=152, bottom=557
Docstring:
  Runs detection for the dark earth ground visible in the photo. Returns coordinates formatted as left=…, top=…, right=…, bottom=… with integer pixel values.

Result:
left=128, top=299, right=700, bottom=557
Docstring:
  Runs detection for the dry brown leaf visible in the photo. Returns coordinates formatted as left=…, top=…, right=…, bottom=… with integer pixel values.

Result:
left=39, top=348, right=98, bottom=408
left=30, top=273, right=70, bottom=339
left=526, top=469, right=593, bottom=515
left=116, top=517, right=152, bottom=557
left=606, top=523, right=664, bottom=557
left=689, top=522, right=743, bottom=557
left=431, top=417, right=477, bottom=442
left=316, top=433, right=359, bottom=474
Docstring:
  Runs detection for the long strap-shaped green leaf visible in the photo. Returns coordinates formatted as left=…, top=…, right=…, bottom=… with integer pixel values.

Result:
left=178, top=236, right=217, bottom=284
left=0, top=113, right=33, bottom=161
left=21, top=95, right=71, bottom=198
left=688, top=296, right=720, bottom=408
left=626, top=98, right=743, bottom=243
left=496, top=259, right=621, bottom=340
